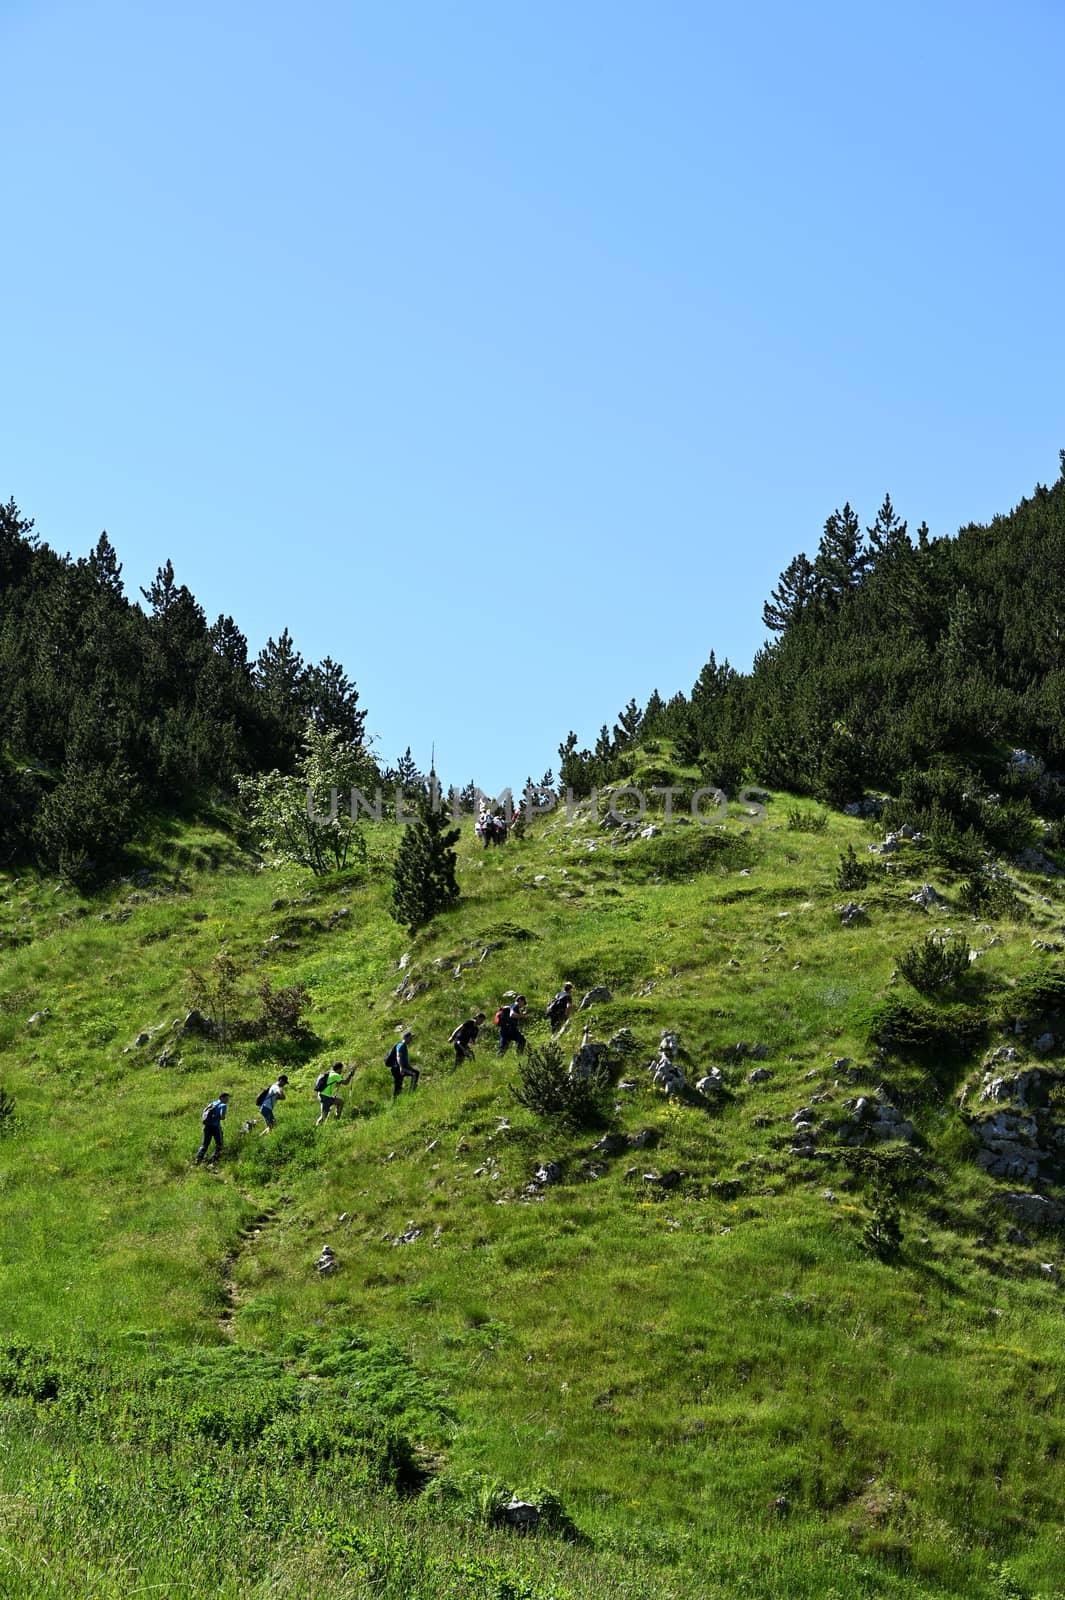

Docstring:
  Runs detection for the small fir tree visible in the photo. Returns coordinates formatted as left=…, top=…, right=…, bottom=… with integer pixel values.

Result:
left=390, top=770, right=460, bottom=933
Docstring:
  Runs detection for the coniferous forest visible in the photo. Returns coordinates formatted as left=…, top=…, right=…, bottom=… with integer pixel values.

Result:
left=559, top=452, right=1065, bottom=831
left=0, top=500, right=372, bottom=878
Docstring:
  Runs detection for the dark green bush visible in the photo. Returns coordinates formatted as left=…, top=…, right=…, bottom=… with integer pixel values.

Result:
left=998, top=965, right=1065, bottom=1023
left=511, top=1041, right=612, bottom=1128
left=32, top=761, right=140, bottom=884
left=835, top=843, right=871, bottom=892
left=787, top=807, right=828, bottom=834
left=869, top=994, right=985, bottom=1057
left=898, top=934, right=971, bottom=994
left=957, top=874, right=1028, bottom=920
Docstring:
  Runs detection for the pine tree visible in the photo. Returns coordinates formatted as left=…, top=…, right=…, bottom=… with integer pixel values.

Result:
left=612, top=697, right=643, bottom=750
left=865, top=493, right=909, bottom=565
left=814, top=504, right=865, bottom=603
left=304, top=656, right=366, bottom=745
left=88, top=533, right=124, bottom=599
left=390, top=770, right=460, bottom=933
left=762, top=553, right=816, bottom=633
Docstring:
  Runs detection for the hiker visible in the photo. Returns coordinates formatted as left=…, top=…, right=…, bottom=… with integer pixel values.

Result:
left=477, top=809, right=491, bottom=848
left=449, top=1012, right=486, bottom=1066
left=387, top=1030, right=419, bottom=1096
left=195, top=1092, right=229, bottom=1165
left=315, top=1061, right=355, bottom=1124
left=546, top=982, right=574, bottom=1033
left=496, top=995, right=528, bottom=1057
left=257, top=1074, right=288, bottom=1134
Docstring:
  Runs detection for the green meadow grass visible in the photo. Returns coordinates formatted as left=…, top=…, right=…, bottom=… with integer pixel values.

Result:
left=1, top=776, right=1064, bottom=1596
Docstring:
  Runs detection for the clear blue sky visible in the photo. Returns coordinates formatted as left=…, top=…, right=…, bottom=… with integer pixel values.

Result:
left=3, top=0, right=1063, bottom=791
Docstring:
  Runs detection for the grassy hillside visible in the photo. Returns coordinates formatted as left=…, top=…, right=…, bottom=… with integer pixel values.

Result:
left=2, top=766, right=1065, bottom=1599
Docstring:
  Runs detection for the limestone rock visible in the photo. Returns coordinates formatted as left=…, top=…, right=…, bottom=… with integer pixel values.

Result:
left=579, top=986, right=613, bottom=1009
left=501, top=1499, right=540, bottom=1530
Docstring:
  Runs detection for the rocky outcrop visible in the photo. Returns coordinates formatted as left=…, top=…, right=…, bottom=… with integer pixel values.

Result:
left=835, top=1096, right=915, bottom=1146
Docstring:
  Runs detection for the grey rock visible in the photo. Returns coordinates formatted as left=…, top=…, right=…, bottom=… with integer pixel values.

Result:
left=579, top=986, right=613, bottom=1009
left=1034, top=1032, right=1056, bottom=1055
left=650, top=1058, right=686, bottom=1095
left=533, top=1161, right=562, bottom=1186
left=134, top=1032, right=150, bottom=1048
left=643, top=1169, right=683, bottom=1189
left=696, top=1070, right=723, bottom=1096
left=501, top=1499, right=540, bottom=1530
left=748, top=1067, right=772, bottom=1084
left=317, top=1246, right=338, bottom=1275
left=910, top=883, right=947, bottom=908
left=591, top=1132, right=630, bottom=1156
left=270, top=898, right=287, bottom=912
left=628, top=1128, right=660, bottom=1149
left=978, top=1069, right=1047, bottom=1109
left=570, top=1037, right=609, bottom=1079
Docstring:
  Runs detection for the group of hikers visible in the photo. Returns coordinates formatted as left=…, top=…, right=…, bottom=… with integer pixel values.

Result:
left=475, top=807, right=509, bottom=846
left=193, top=982, right=578, bottom=1166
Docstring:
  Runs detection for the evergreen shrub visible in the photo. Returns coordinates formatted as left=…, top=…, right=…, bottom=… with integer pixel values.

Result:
left=870, top=994, right=985, bottom=1056
left=957, top=873, right=1027, bottom=919
left=511, top=1041, right=611, bottom=1128
left=786, top=808, right=828, bottom=833
left=999, top=965, right=1065, bottom=1022
left=835, top=843, right=872, bottom=891
left=898, top=934, right=971, bottom=994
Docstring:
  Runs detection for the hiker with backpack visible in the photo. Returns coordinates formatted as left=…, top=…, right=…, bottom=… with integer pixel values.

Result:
left=257, top=1074, right=288, bottom=1134
left=546, top=982, right=574, bottom=1033
left=495, top=996, right=527, bottom=1057
left=449, top=1012, right=486, bottom=1066
left=386, top=1031, right=418, bottom=1096
left=195, top=1092, right=229, bottom=1165
left=315, top=1062, right=356, bottom=1124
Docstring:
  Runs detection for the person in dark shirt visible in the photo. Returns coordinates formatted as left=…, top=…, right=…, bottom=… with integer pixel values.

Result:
left=449, top=1012, right=486, bottom=1065
left=496, top=996, right=528, bottom=1057
left=546, top=982, right=574, bottom=1033
left=195, top=1093, right=229, bottom=1165
left=389, top=1031, right=418, bottom=1096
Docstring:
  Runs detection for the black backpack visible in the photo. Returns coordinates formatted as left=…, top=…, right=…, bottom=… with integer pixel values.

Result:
left=201, top=1101, right=217, bottom=1124
left=384, top=1044, right=399, bottom=1069
left=255, top=1087, right=269, bottom=1108
left=313, top=1069, right=331, bottom=1094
